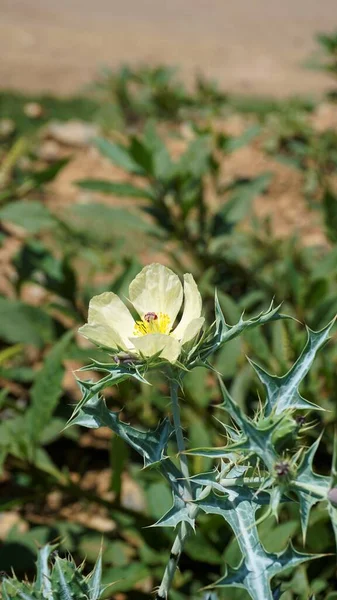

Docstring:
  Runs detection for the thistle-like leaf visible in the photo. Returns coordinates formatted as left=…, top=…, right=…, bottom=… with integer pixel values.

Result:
left=197, top=489, right=318, bottom=600
left=53, top=558, right=74, bottom=600
left=35, top=543, right=55, bottom=599
left=70, top=359, right=149, bottom=418
left=69, top=393, right=173, bottom=467
left=327, top=433, right=337, bottom=547
left=0, top=546, right=106, bottom=600
left=249, top=320, right=335, bottom=416
left=187, top=378, right=279, bottom=471
left=188, top=464, right=249, bottom=494
left=196, top=296, right=286, bottom=365
left=150, top=493, right=196, bottom=529
left=87, top=548, right=104, bottom=600
left=290, top=436, right=330, bottom=543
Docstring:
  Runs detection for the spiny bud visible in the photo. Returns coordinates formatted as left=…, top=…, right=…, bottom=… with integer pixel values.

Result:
left=113, top=352, right=141, bottom=365
left=327, top=487, right=337, bottom=507
left=295, top=415, right=306, bottom=427
left=274, top=460, right=291, bottom=478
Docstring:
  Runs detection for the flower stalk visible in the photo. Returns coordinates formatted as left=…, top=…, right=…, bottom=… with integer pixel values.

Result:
left=155, top=375, right=193, bottom=599
left=169, top=377, right=192, bottom=500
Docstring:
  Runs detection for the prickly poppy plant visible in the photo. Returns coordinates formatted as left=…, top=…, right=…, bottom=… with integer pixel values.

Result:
left=1, top=544, right=105, bottom=600
left=69, top=263, right=336, bottom=599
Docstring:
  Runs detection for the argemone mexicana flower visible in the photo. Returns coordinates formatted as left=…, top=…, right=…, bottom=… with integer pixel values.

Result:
left=79, top=263, right=204, bottom=363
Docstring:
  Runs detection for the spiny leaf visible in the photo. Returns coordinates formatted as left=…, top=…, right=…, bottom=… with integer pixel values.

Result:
left=69, top=393, right=173, bottom=467
left=35, top=543, right=55, bottom=598
left=1, top=546, right=106, bottom=600
left=291, top=436, right=330, bottom=542
left=187, top=377, right=279, bottom=472
left=69, top=361, right=148, bottom=418
left=196, top=297, right=287, bottom=365
left=53, top=557, right=74, bottom=600
left=150, top=493, right=196, bottom=529
left=87, top=548, right=103, bottom=600
left=197, top=489, right=318, bottom=600
left=327, top=433, right=337, bottom=548
left=249, top=320, right=335, bottom=415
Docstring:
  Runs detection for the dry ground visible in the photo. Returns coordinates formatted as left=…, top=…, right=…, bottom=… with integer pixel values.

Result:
left=1, top=0, right=337, bottom=96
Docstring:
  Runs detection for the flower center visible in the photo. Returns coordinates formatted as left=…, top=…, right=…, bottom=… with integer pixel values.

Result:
left=134, top=312, right=171, bottom=336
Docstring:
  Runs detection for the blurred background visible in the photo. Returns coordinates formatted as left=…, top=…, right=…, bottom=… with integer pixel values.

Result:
left=1, top=2, right=337, bottom=599
left=2, top=0, right=337, bottom=95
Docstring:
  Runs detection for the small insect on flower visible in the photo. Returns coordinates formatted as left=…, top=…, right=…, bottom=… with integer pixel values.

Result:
left=79, top=263, right=204, bottom=363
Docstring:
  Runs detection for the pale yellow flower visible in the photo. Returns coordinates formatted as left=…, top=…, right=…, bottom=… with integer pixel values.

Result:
left=79, top=263, right=204, bottom=363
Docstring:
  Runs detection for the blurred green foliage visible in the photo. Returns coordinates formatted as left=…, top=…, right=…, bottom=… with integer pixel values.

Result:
left=0, top=59, right=337, bottom=599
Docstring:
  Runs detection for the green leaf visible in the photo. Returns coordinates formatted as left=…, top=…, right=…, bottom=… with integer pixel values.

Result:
left=249, top=320, right=335, bottom=415
left=0, top=298, right=55, bottom=347
left=187, top=377, right=279, bottom=472
left=143, top=121, right=173, bottom=179
left=68, top=361, right=149, bottom=418
left=88, top=549, right=103, bottom=600
left=217, top=172, right=272, bottom=228
left=14, top=240, right=77, bottom=302
left=16, top=591, right=37, bottom=600
left=35, top=543, right=54, bottom=598
left=53, top=557, right=73, bottom=600
left=322, top=187, right=337, bottom=243
left=93, top=137, right=143, bottom=174
left=197, top=489, right=318, bottom=600
left=291, top=436, right=330, bottom=542
left=69, top=393, right=173, bottom=467
left=129, top=136, right=153, bottom=173
left=196, top=297, right=285, bottom=365
left=0, top=581, right=11, bottom=600
left=65, top=203, right=152, bottom=241
left=76, top=179, right=154, bottom=199
left=177, top=136, right=212, bottom=177
left=0, top=200, right=56, bottom=233
left=226, top=125, right=261, bottom=152
left=32, top=157, right=69, bottom=186
left=150, top=493, right=196, bottom=529
left=28, top=331, right=73, bottom=442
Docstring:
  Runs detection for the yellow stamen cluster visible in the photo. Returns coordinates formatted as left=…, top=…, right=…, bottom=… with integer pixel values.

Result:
left=134, top=312, right=171, bottom=336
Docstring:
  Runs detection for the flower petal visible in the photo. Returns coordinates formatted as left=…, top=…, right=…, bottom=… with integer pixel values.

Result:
left=79, top=323, right=129, bottom=351
left=131, top=333, right=181, bottom=363
left=129, top=263, right=183, bottom=325
left=172, top=274, right=202, bottom=341
left=181, top=317, right=205, bottom=345
left=87, top=292, right=135, bottom=348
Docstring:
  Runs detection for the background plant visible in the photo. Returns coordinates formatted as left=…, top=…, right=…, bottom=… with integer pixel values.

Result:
left=1, top=47, right=337, bottom=598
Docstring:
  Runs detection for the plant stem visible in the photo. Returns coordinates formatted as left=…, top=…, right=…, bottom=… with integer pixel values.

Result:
left=169, top=377, right=192, bottom=499
left=155, top=376, right=193, bottom=599
left=155, top=522, right=189, bottom=600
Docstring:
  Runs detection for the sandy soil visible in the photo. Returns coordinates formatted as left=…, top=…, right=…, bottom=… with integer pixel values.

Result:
left=1, top=0, right=337, bottom=97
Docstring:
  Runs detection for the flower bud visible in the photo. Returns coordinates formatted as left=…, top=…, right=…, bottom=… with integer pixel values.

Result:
left=274, top=460, right=292, bottom=479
